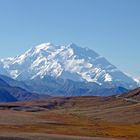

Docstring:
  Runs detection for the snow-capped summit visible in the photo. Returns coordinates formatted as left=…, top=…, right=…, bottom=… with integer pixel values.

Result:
left=0, top=43, right=138, bottom=89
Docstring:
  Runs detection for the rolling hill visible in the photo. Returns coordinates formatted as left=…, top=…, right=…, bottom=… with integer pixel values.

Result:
left=0, top=87, right=139, bottom=140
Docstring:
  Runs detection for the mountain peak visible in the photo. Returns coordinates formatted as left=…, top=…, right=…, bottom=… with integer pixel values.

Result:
left=34, top=42, right=53, bottom=50
left=68, top=43, right=78, bottom=47
left=46, top=42, right=53, bottom=46
left=0, top=42, right=138, bottom=89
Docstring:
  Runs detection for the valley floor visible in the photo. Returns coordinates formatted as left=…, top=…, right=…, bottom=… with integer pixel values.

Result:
left=0, top=96, right=139, bottom=140
left=0, top=133, right=121, bottom=140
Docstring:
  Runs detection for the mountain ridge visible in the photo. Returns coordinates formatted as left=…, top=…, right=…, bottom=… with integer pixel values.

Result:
left=0, top=77, right=48, bottom=102
left=0, top=43, right=139, bottom=96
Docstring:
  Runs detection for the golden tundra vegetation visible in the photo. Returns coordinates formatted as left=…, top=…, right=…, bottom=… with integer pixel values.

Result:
left=0, top=88, right=140, bottom=140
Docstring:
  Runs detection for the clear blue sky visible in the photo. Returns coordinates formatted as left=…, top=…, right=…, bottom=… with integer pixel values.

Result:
left=0, top=0, right=140, bottom=78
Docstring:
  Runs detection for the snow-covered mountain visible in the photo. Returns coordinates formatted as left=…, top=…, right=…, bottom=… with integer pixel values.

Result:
left=0, top=42, right=139, bottom=95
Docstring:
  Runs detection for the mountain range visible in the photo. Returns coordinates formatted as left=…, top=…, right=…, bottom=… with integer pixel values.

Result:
left=0, top=43, right=139, bottom=97
left=0, top=77, right=47, bottom=102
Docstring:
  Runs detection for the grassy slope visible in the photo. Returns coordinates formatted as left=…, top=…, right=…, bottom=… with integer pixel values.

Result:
left=0, top=96, right=139, bottom=140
